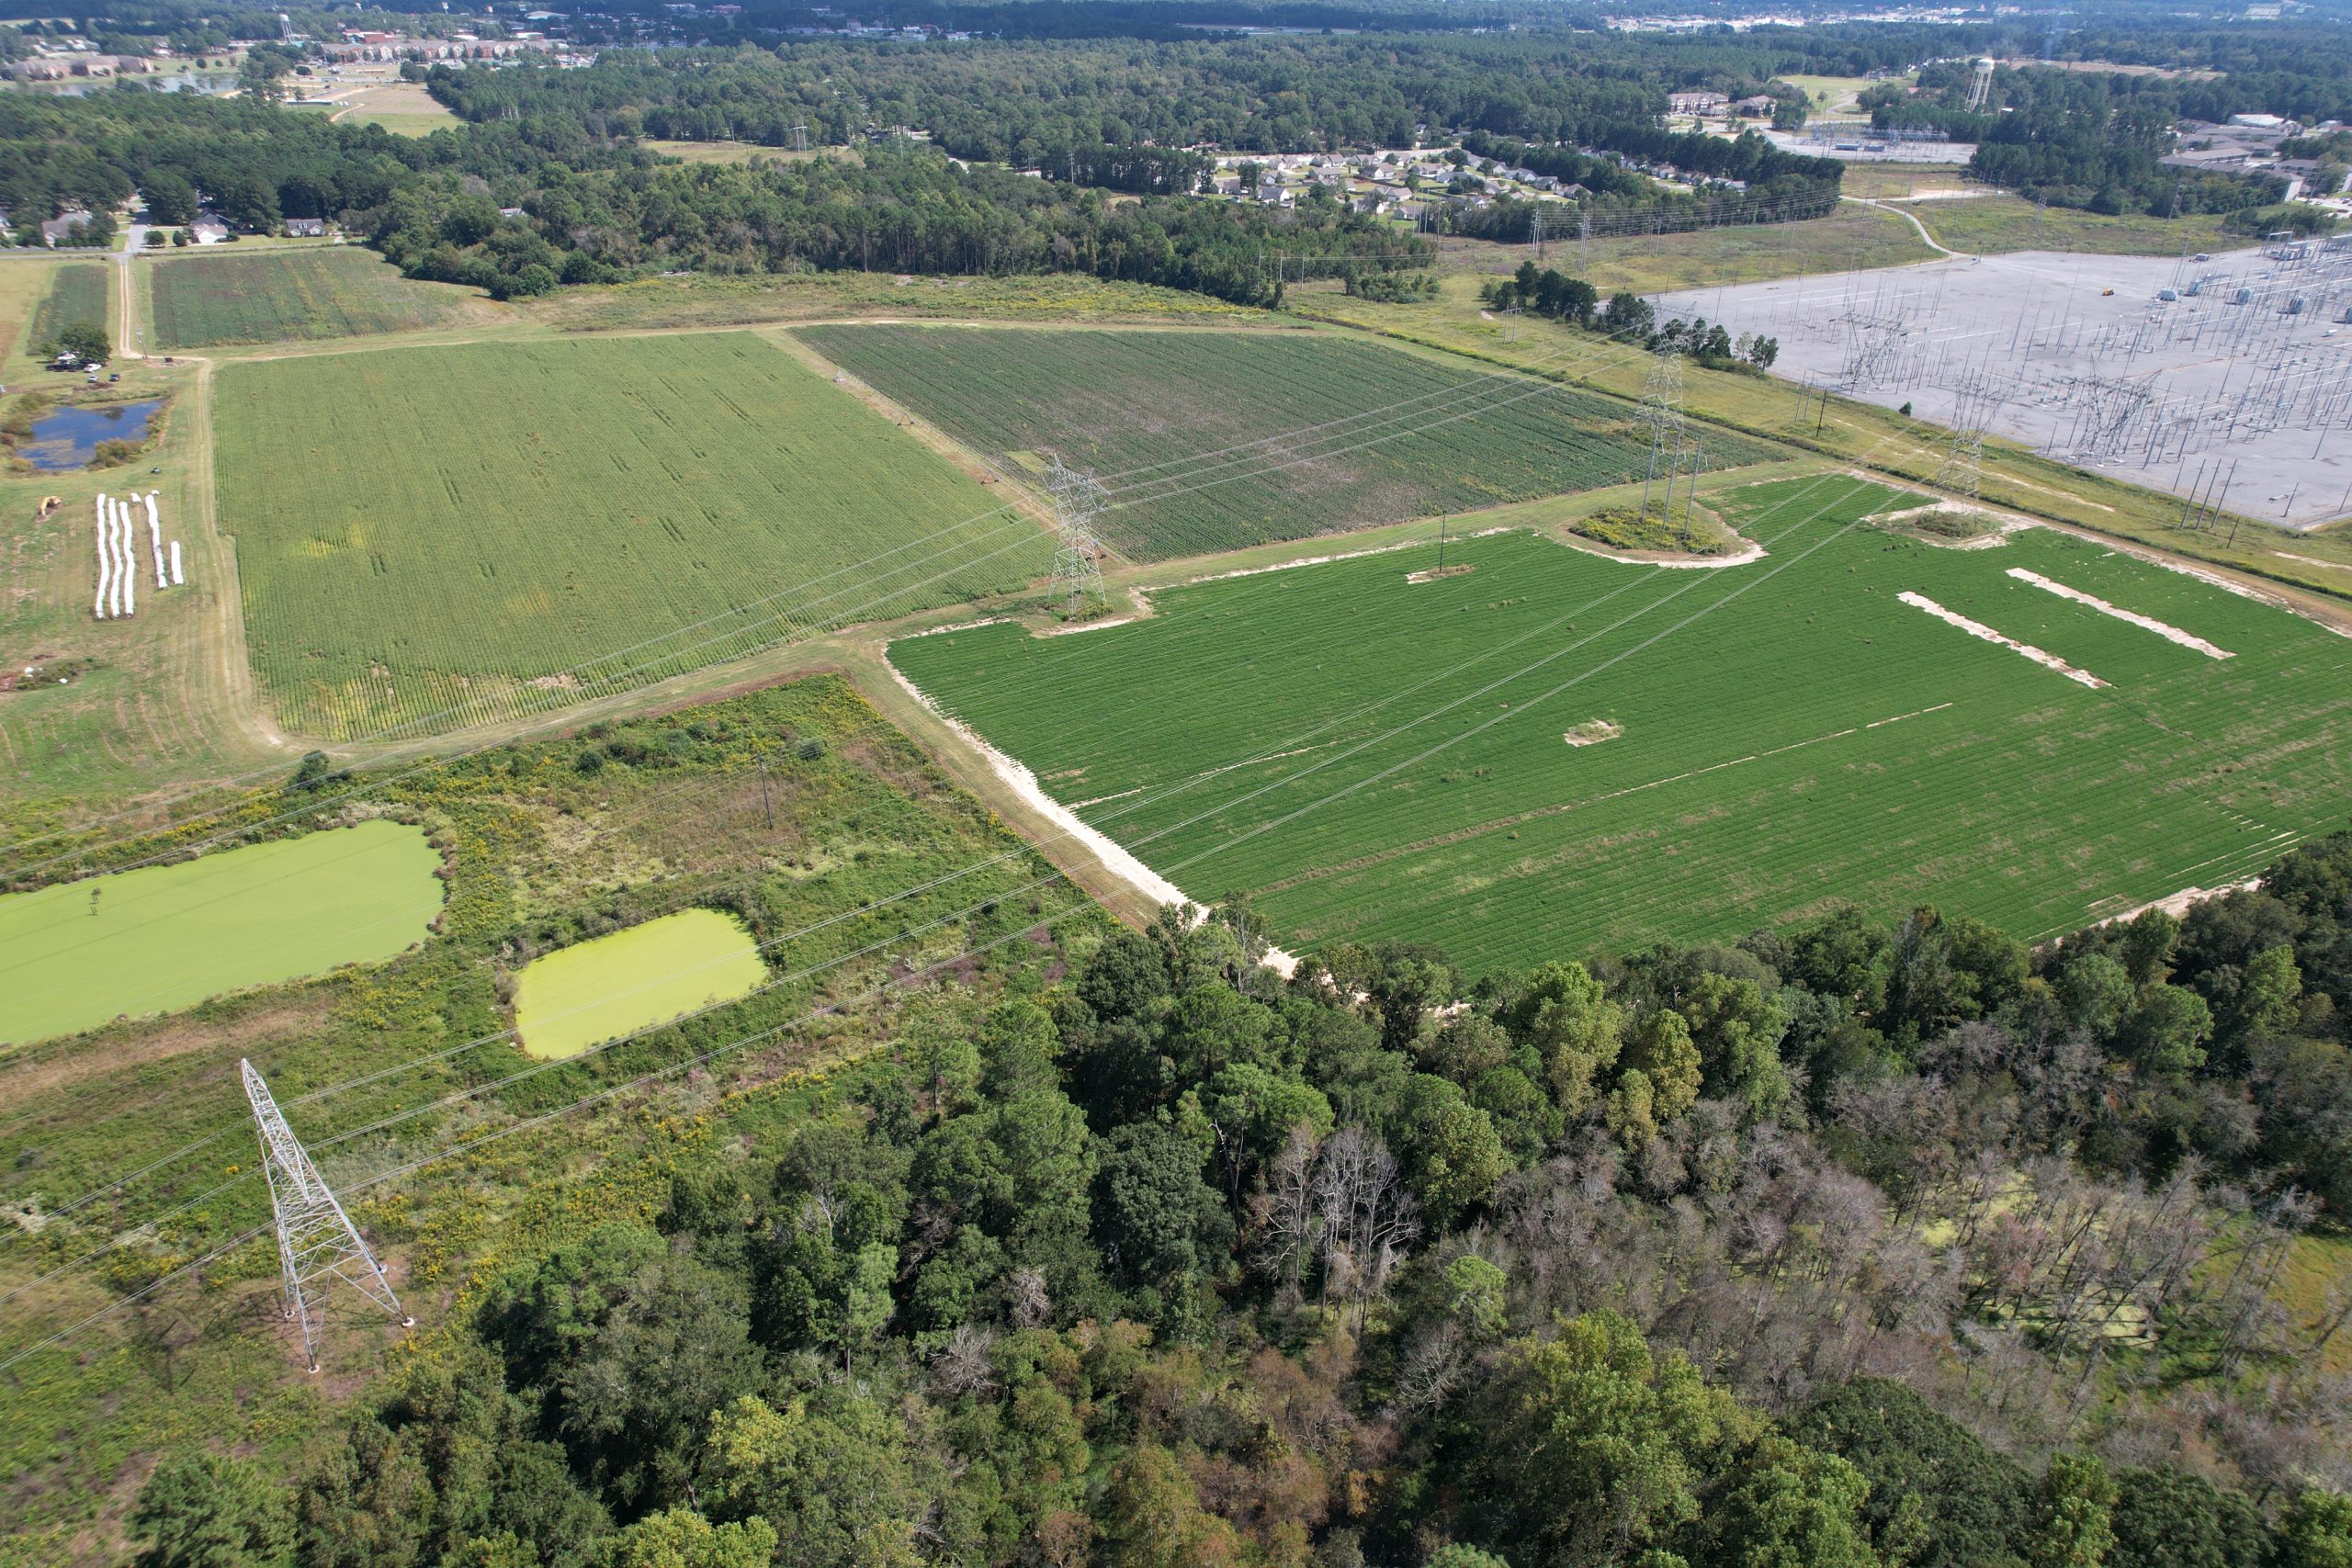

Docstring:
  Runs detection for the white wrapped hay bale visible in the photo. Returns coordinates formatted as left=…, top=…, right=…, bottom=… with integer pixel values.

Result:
left=94, top=495, right=112, bottom=619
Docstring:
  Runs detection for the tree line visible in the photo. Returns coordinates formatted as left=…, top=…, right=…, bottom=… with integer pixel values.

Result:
left=132, top=825, right=2352, bottom=1567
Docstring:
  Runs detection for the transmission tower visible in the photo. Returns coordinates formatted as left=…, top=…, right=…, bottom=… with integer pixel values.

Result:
left=1530, top=202, right=1546, bottom=263
left=791, top=123, right=809, bottom=153
left=1045, top=457, right=1108, bottom=616
left=242, top=1060, right=410, bottom=1372
left=1639, top=349, right=1689, bottom=522
left=1934, top=375, right=2000, bottom=502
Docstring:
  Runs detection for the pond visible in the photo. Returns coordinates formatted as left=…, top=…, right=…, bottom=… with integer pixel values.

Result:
left=513, top=908, right=769, bottom=1061
left=20, top=400, right=161, bottom=471
left=0, top=819, right=446, bottom=1045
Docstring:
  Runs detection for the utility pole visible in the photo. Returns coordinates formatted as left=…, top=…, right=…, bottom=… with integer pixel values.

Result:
left=1437, top=516, right=1448, bottom=573
left=242, top=1060, right=410, bottom=1373
left=757, top=750, right=774, bottom=829
left=1045, top=455, right=1108, bottom=616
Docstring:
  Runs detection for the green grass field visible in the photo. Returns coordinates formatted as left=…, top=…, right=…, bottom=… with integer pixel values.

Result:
left=796, top=326, right=1780, bottom=561
left=147, top=247, right=472, bottom=349
left=1892, top=194, right=2231, bottom=257
left=514, top=907, right=767, bottom=1060
left=326, top=81, right=460, bottom=136
left=214, top=333, right=1049, bottom=739
left=891, top=475, right=2352, bottom=971
left=0, top=820, right=441, bottom=1044
left=26, top=265, right=108, bottom=356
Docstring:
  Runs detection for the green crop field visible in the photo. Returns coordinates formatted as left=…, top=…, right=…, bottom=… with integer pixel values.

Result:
left=514, top=907, right=767, bottom=1060
left=0, top=820, right=442, bottom=1044
left=147, top=246, right=471, bottom=348
left=796, top=325, right=1780, bottom=560
left=891, top=475, right=2352, bottom=971
left=214, top=333, right=1051, bottom=739
left=26, top=264, right=108, bottom=355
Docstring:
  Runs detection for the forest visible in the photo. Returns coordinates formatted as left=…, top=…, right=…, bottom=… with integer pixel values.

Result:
left=1867, top=61, right=2337, bottom=219
left=136, top=827, right=2352, bottom=1567
left=0, top=87, right=1415, bottom=305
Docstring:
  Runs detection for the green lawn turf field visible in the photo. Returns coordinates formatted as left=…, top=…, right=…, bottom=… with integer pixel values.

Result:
left=514, top=907, right=768, bottom=1060
left=326, top=81, right=460, bottom=136
left=146, top=246, right=476, bottom=349
left=1411, top=206, right=1935, bottom=295
left=1892, top=194, right=2230, bottom=257
left=212, top=333, right=1051, bottom=739
left=0, top=819, right=442, bottom=1045
left=795, top=325, right=1781, bottom=561
left=25, top=264, right=109, bottom=357
left=890, top=475, right=2352, bottom=972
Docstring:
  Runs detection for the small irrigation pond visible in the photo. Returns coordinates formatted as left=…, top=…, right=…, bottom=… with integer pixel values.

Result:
left=512, top=908, right=768, bottom=1061
left=17, top=400, right=163, bottom=471
left=0, top=820, right=445, bottom=1045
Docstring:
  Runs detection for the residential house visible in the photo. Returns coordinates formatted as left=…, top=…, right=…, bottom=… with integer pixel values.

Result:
left=40, top=209, right=96, bottom=246
left=1666, top=90, right=1728, bottom=116
left=285, top=217, right=328, bottom=237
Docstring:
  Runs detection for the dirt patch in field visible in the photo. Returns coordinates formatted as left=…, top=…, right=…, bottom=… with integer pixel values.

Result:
left=2006, top=568, right=2233, bottom=659
left=0, top=994, right=334, bottom=1104
left=1871, top=502, right=2021, bottom=548
left=1564, top=719, right=1623, bottom=747
left=1898, top=591, right=2109, bottom=688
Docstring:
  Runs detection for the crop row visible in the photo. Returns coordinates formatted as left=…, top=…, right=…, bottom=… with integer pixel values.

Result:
left=893, top=476, right=2352, bottom=968
left=28, top=265, right=107, bottom=353
left=797, top=324, right=1781, bottom=561
left=148, top=247, right=467, bottom=350
left=217, top=333, right=1048, bottom=739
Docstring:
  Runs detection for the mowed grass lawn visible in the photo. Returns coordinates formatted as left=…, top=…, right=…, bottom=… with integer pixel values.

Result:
left=215, top=333, right=1048, bottom=738
left=148, top=245, right=475, bottom=348
left=0, top=819, right=442, bottom=1044
left=26, top=263, right=109, bottom=354
left=892, top=475, right=2352, bottom=970
left=797, top=325, right=1779, bottom=560
left=513, top=907, right=767, bottom=1060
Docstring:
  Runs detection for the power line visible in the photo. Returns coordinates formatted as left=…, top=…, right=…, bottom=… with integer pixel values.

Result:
left=0, top=341, right=1616, bottom=1246
left=0, top=324, right=1806, bottom=1297
left=5, top=441, right=1922, bottom=1375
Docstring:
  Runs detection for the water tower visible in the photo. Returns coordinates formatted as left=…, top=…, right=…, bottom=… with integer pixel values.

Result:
left=1966, top=57, right=1996, bottom=111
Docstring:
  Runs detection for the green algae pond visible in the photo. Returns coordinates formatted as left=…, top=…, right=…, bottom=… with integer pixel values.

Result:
left=0, top=819, right=444, bottom=1046
left=511, top=908, right=767, bottom=1062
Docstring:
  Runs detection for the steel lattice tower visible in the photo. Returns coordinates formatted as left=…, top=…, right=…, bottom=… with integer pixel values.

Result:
left=1934, top=375, right=2000, bottom=502
left=1046, top=457, right=1108, bottom=615
left=1639, top=349, right=1688, bottom=522
left=242, top=1060, right=410, bottom=1371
